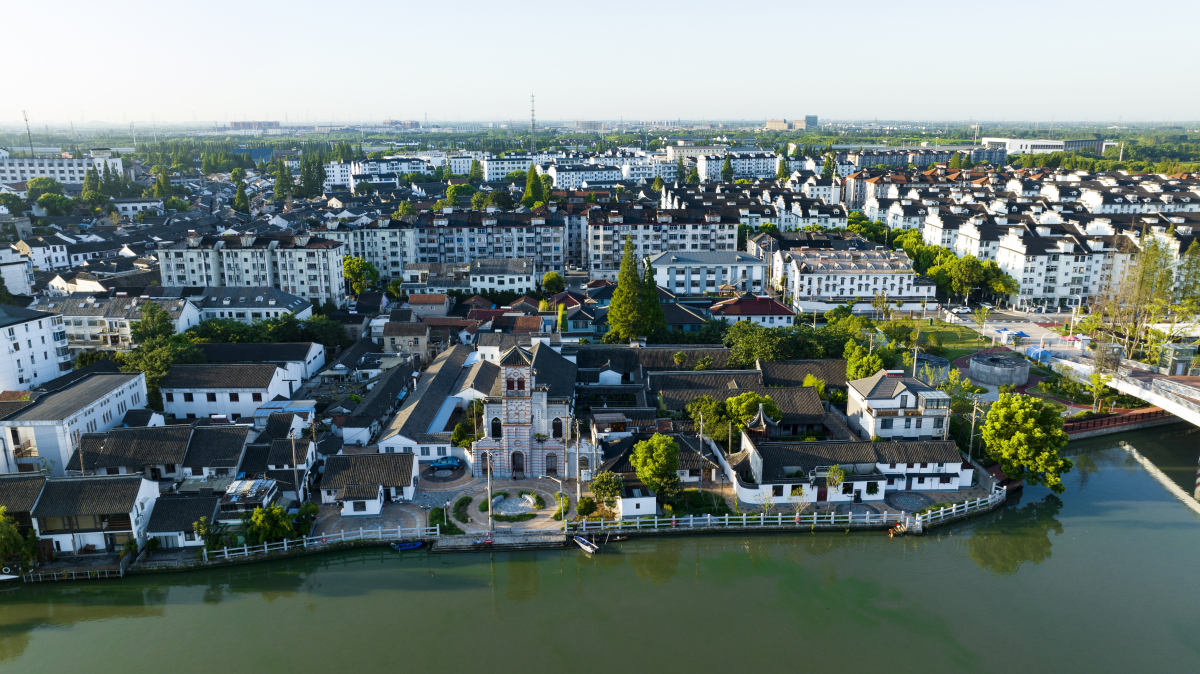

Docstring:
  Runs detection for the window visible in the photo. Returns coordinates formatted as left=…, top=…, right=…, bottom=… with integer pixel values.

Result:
left=165, top=392, right=174, bottom=402
left=772, top=485, right=783, bottom=497
left=842, top=483, right=854, bottom=494
left=939, top=476, right=951, bottom=484
left=881, top=419, right=893, bottom=429
left=915, top=418, right=922, bottom=428
left=353, top=501, right=367, bottom=512
left=934, top=418, right=944, bottom=429
left=229, top=393, right=240, bottom=402
left=184, top=531, right=195, bottom=541
left=207, top=393, right=216, bottom=402
left=252, top=393, right=262, bottom=402
left=420, top=447, right=430, bottom=456
left=904, top=418, right=911, bottom=429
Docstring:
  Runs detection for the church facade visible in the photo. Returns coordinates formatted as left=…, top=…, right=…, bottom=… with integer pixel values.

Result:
left=468, top=344, right=576, bottom=479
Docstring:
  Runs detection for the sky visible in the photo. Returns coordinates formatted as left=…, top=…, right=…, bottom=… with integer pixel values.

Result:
left=4, top=0, right=1198, bottom=128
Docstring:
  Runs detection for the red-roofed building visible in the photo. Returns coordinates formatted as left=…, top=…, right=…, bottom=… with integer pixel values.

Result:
left=708, top=293, right=795, bottom=326
left=408, top=294, right=452, bottom=318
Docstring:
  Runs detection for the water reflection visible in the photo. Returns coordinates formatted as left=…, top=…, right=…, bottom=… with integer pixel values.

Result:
left=505, top=551, right=538, bottom=601
left=968, top=494, right=1064, bottom=576
left=626, top=539, right=682, bottom=586
left=0, top=585, right=168, bottom=663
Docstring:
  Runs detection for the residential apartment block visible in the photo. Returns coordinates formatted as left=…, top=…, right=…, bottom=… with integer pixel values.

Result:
left=0, top=305, right=70, bottom=389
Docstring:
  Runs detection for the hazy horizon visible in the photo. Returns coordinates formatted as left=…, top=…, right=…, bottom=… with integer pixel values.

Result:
left=5, top=0, right=1198, bottom=127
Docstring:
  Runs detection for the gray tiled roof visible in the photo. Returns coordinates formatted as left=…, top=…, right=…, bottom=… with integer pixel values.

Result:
left=31, top=475, right=144, bottom=517
left=647, top=370, right=764, bottom=392
left=381, top=346, right=470, bottom=443
left=457, top=360, right=500, bottom=394
left=574, top=346, right=733, bottom=372
left=195, top=342, right=316, bottom=364
left=530, top=343, right=577, bottom=399
left=146, top=495, right=218, bottom=534
left=657, top=386, right=824, bottom=421
left=68, top=425, right=194, bottom=471
left=848, top=369, right=933, bottom=399
left=6, top=374, right=140, bottom=422
left=0, top=473, right=48, bottom=513
left=161, top=364, right=279, bottom=390
left=323, top=453, right=415, bottom=490
left=754, top=440, right=962, bottom=481
left=757, top=359, right=848, bottom=388
left=181, top=426, right=251, bottom=470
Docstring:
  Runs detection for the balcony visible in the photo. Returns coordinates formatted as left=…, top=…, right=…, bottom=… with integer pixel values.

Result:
left=504, top=390, right=529, bottom=398
left=14, top=439, right=38, bottom=460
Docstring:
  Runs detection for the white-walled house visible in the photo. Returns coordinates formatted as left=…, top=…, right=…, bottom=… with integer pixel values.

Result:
left=722, top=431, right=971, bottom=506
left=195, top=342, right=326, bottom=382
left=31, top=474, right=160, bottom=554
left=0, top=372, right=147, bottom=475
left=846, top=369, right=951, bottom=441
left=146, top=495, right=219, bottom=548
left=707, top=294, right=795, bottom=327
left=160, top=364, right=291, bottom=422
left=647, top=251, right=768, bottom=295
left=616, top=484, right=657, bottom=518
left=320, top=453, right=419, bottom=516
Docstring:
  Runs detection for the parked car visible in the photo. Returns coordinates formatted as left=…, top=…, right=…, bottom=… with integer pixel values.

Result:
left=951, top=307, right=972, bottom=314
left=430, top=457, right=463, bottom=470
left=979, top=302, right=994, bottom=308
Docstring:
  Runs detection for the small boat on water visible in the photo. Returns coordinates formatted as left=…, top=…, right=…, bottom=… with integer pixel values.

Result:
left=0, top=574, right=18, bottom=582
left=391, top=542, right=423, bottom=551
left=573, top=536, right=600, bottom=555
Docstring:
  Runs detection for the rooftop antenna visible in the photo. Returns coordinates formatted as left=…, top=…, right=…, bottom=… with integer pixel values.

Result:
left=530, top=93, right=536, bottom=153
left=22, top=110, right=34, bottom=157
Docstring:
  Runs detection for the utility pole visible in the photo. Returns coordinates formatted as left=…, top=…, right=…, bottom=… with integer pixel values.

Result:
left=486, top=448, right=494, bottom=531
left=967, top=398, right=981, bottom=459
left=290, top=432, right=302, bottom=506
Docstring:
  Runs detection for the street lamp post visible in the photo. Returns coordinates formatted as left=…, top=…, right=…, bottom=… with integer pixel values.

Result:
left=420, top=505, right=431, bottom=530
left=540, top=475, right=566, bottom=532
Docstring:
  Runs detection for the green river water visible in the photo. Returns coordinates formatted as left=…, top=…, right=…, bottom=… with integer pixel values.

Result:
left=3, top=424, right=1200, bottom=673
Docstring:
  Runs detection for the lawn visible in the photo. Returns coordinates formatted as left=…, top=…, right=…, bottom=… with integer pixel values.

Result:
left=453, top=496, right=472, bottom=523
left=926, top=320, right=990, bottom=361
left=429, top=507, right=464, bottom=535
left=672, top=489, right=733, bottom=516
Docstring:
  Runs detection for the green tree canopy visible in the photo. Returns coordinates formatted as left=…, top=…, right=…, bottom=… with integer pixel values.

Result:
left=231, top=182, right=250, bottom=213
left=230, top=167, right=246, bottom=183
left=721, top=155, right=734, bottom=181
left=521, top=165, right=544, bottom=207
left=343, top=257, right=379, bottom=294
left=630, top=434, right=681, bottom=499
left=607, top=235, right=644, bottom=342
left=981, top=393, right=1072, bottom=493
left=131, top=302, right=177, bottom=344
left=26, top=177, right=64, bottom=201
left=542, top=271, right=565, bottom=294
left=590, top=471, right=624, bottom=507
left=37, top=193, right=74, bottom=217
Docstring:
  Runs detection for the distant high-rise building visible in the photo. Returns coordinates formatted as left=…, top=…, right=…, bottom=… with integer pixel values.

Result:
left=766, top=119, right=791, bottom=131
left=229, top=121, right=280, bottom=130
left=577, top=121, right=604, bottom=131
left=803, top=115, right=818, bottom=129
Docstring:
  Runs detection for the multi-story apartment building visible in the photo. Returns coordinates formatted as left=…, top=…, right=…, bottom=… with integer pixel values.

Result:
left=322, top=162, right=354, bottom=191
left=620, top=160, right=678, bottom=183
left=696, top=152, right=778, bottom=182
left=469, top=258, right=539, bottom=294
left=0, top=148, right=124, bottom=185
left=482, top=154, right=534, bottom=181
left=351, top=157, right=432, bottom=177
left=406, top=209, right=565, bottom=275
left=647, top=250, right=768, bottom=295
left=32, top=295, right=200, bottom=355
left=776, top=248, right=937, bottom=313
left=0, top=371, right=148, bottom=475
left=0, top=305, right=70, bottom=390
left=545, top=164, right=622, bottom=189
left=586, top=207, right=740, bottom=280
left=156, top=232, right=345, bottom=307
left=311, top=219, right=405, bottom=279
left=994, top=222, right=1120, bottom=310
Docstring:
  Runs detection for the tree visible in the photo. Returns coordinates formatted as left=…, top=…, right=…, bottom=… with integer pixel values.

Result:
left=343, top=257, right=379, bottom=294
left=776, top=157, right=791, bottom=181
left=1177, top=240, right=1200, bottom=302
left=232, top=182, right=250, bottom=213
left=948, top=255, right=985, bottom=303
left=446, top=183, right=476, bottom=203
left=242, top=505, right=294, bottom=545
left=0, top=193, right=25, bottom=216
left=131, top=302, right=176, bottom=344
left=36, top=193, right=74, bottom=217
left=539, top=174, right=554, bottom=200
left=726, top=321, right=786, bottom=368
left=673, top=351, right=687, bottom=368
left=801, top=373, right=826, bottom=399
left=972, top=307, right=992, bottom=341
left=590, top=471, right=624, bottom=508
left=230, top=167, right=246, bottom=183
left=467, top=160, right=484, bottom=182
left=292, top=502, right=319, bottom=536
left=675, top=157, right=686, bottom=184
left=274, top=162, right=294, bottom=198
left=980, top=393, right=1072, bottom=494
left=0, top=506, right=23, bottom=562
left=694, top=356, right=714, bottom=371
left=821, top=155, right=836, bottom=179
left=116, top=334, right=205, bottom=410
left=844, top=341, right=885, bottom=380
left=26, top=177, right=64, bottom=201
left=637, top=262, right=667, bottom=338
left=486, top=190, right=514, bottom=210
left=75, top=351, right=111, bottom=369
left=721, top=154, right=734, bottom=181
left=391, top=201, right=416, bottom=218
left=652, top=176, right=665, bottom=192
left=503, top=169, right=527, bottom=182
left=521, top=165, right=543, bottom=207
left=1087, top=372, right=1112, bottom=413
left=824, top=464, right=845, bottom=497
left=631, top=434, right=681, bottom=500
left=542, top=272, right=565, bottom=295
left=686, top=167, right=700, bottom=185
left=607, top=236, right=644, bottom=341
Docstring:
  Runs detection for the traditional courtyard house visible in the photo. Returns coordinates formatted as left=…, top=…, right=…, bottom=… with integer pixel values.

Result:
left=846, top=369, right=951, bottom=441
left=723, top=432, right=971, bottom=505
left=66, top=424, right=193, bottom=479
left=377, top=346, right=472, bottom=462
left=160, top=364, right=291, bottom=421
left=145, top=494, right=218, bottom=549
left=31, top=474, right=159, bottom=554
left=467, top=343, right=576, bottom=479
left=180, top=426, right=252, bottom=479
left=407, top=293, right=452, bottom=319
left=265, top=437, right=316, bottom=502
left=320, top=453, right=419, bottom=516
left=0, top=472, right=47, bottom=534
left=754, top=358, right=849, bottom=392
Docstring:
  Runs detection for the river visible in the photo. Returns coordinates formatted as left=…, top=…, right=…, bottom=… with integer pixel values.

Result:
left=2, top=424, right=1199, bottom=673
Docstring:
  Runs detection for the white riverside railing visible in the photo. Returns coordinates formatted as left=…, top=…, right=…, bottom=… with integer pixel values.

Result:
left=566, top=487, right=1008, bottom=534
left=201, top=525, right=441, bottom=563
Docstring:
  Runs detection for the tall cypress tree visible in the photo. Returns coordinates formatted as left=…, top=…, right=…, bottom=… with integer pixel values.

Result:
left=676, top=157, right=686, bottom=184
left=521, top=165, right=543, bottom=207
left=776, top=156, right=790, bottom=181
left=721, top=154, right=734, bottom=182
left=608, top=235, right=643, bottom=341
left=638, top=260, right=666, bottom=338
left=275, top=160, right=294, bottom=198
left=821, top=154, right=836, bottom=179
left=232, top=182, right=249, bottom=213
